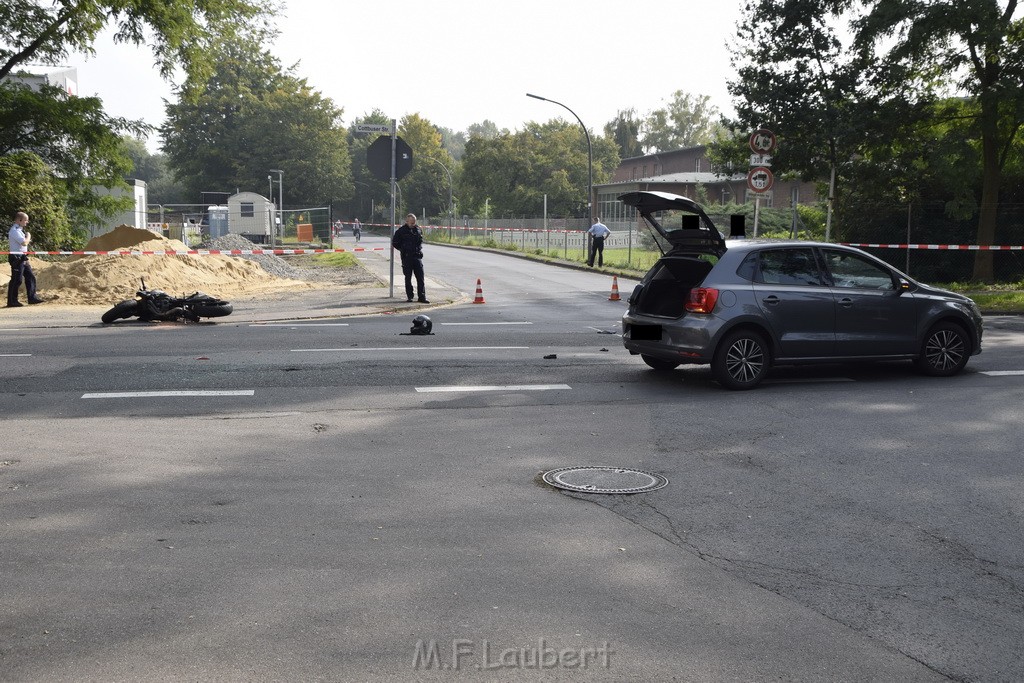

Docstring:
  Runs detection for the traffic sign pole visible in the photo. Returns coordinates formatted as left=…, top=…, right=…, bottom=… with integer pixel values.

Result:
left=389, top=119, right=397, bottom=298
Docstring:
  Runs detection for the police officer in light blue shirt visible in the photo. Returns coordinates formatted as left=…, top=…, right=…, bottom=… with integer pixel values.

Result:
left=7, top=211, right=42, bottom=307
left=587, top=217, right=611, bottom=267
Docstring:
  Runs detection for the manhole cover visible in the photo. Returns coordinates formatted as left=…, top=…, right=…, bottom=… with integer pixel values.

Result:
left=542, top=466, right=668, bottom=494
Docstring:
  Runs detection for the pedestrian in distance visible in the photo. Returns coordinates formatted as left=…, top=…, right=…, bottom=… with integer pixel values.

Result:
left=7, top=211, right=43, bottom=307
left=588, top=217, right=611, bottom=267
left=392, top=213, right=428, bottom=303
left=352, top=217, right=361, bottom=242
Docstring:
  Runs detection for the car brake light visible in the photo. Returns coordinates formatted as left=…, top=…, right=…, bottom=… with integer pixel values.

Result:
left=685, top=287, right=719, bottom=314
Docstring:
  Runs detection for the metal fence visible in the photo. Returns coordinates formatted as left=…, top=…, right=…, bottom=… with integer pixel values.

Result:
left=414, top=202, right=1024, bottom=284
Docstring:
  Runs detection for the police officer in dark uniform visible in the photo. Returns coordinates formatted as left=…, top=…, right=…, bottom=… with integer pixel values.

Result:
left=392, top=213, right=428, bottom=303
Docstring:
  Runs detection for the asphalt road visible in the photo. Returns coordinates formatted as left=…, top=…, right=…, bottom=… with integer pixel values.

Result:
left=2, top=236, right=1023, bottom=681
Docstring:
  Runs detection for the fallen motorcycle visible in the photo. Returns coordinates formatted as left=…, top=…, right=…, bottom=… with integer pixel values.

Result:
left=101, top=278, right=233, bottom=324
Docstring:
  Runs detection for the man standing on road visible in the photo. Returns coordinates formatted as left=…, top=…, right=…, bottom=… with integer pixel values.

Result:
left=7, top=211, right=43, bottom=308
left=587, top=217, right=611, bottom=267
left=352, top=217, right=361, bottom=242
left=392, top=213, right=428, bottom=303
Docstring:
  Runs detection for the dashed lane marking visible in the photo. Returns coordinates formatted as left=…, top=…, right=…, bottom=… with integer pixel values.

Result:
left=440, top=322, right=533, bottom=326
left=250, top=323, right=350, bottom=327
left=1, top=354, right=31, bottom=357
left=82, top=390, right=255, bottom=399
left=981, top=370, right=1024, bottom=376
left=416, top=384, right=572, bottom=393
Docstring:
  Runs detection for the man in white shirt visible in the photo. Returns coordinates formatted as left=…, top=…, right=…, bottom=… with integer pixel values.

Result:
left=587, top=218, right=611, bottom=267
left=7, top=211, right=42, bottom=307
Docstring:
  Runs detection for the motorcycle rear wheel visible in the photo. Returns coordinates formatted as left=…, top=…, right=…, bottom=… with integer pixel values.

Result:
left=192, top=302, right=233, bottom=318
left=101, top=300, right=139, bottom=324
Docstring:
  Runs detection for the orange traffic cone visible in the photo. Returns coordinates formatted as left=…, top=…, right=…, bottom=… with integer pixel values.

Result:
left=608, top=276, right=621, bottom=301
left=472, top=278, right=486, bottom=304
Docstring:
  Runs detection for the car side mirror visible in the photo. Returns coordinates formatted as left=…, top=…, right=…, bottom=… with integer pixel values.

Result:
left=898, top=278, right=912, bottom=293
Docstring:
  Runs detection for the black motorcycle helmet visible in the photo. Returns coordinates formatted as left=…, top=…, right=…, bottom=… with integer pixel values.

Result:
left=410, top=314, right=433, bottom=335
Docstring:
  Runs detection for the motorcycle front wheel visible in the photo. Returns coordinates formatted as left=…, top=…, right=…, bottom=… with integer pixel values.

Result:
left=101, top=300, right=139, bottom=324
left=192, top=302, right=233, bottom=318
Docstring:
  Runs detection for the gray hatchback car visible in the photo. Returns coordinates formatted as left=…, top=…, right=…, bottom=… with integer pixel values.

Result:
left=619, top=191, right=983, bottom=389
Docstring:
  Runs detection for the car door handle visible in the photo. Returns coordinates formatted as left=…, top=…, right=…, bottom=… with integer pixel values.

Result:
left=838, top=297, right=854, bottom=308
left=761, top=295, right=780, bottom=306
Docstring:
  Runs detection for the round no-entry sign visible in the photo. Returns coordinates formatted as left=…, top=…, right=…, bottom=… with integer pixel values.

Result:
left=749, top=128, right=777, bottom=154
left=747, top=166, right=774, bottom=193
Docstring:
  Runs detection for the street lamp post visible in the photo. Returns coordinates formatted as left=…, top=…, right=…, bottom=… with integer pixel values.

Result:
left=526, top=93, right=593, bottom=224
left=425, top=157, right=454, bottom=237
left=269, top=169, right=284, bottom=245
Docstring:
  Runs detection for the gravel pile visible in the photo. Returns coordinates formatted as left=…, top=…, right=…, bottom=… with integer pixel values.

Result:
left=199, top=234, right=308, bottom=280
left=199, top=233, right=379, bottom=286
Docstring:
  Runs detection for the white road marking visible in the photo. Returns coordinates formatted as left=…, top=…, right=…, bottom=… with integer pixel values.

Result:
left=981, top=370, right=1024, bottom=376
left=440, top=322, right=533, bottom=326
left=1, top=353, right=31, bottom=357
left=416, top=384, right=571, bottom=393
left=291, top=346, right=529, bottom=352
left=250, top=323, right=350, bottom=327
left=82, top=390, right=255, bottom=399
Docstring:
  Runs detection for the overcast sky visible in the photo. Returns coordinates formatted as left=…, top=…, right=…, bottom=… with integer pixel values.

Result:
left=69, top=0, right=745, bottom=151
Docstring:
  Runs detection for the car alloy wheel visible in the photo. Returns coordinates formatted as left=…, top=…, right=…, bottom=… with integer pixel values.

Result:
left=712, top=329, right=770, bottom=390
left=917, top=323, right=969, bottom=376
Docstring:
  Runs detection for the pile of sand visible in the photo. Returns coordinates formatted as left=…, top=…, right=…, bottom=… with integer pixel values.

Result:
left=19, top=225, right=316, bottom=305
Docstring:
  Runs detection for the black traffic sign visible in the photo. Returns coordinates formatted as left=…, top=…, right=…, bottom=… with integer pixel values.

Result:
left=366, top=135, right=413, bottom=182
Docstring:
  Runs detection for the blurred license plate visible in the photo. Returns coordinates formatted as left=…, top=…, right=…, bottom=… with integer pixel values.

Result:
left=631, top=325, right=662, bottom=341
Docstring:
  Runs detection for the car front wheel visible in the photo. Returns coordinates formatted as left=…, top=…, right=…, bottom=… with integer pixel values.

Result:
left=712, top=329, right=770, bottom=390
left=916, top=322, right=970, bottom=376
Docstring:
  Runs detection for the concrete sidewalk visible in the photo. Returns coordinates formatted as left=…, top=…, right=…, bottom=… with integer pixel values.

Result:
left=1, top=250, right=467, bottom=328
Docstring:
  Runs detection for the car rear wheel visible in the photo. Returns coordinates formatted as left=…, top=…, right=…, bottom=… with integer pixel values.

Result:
left=641, top=354, right=679, bottom=371
left=712, top=329, right=770, bottom=390
left=916, top=322, right=970, bottom=376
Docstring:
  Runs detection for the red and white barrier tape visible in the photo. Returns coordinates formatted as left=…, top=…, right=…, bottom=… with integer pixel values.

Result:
left=842, top=243, right=1024, bottom=251
left=1, top=247, right=389, bottom=256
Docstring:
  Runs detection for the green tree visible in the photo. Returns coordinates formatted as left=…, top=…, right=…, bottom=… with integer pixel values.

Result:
left=0, top=82, right=142, bottom=234
left=0, top=152, right=74, bottom=249
left=437, top=126, right=467, bottom=161
left=0, top=0, right=269, bottom=85
left=120, top=136, right=188, bottom=204
left=466, top=120, right=502, bottom=140
left=459, top=119, right=618, bottom=218
left=642, top=91, right=721, bottom=152
left=604, top=108, right=644, bottom=159
left=398, top=114, right=456, bottom=223
left=726, top=0, right=886, bottom=237
left=346, top=110, right=394, bottom=223
left=161, top=35, right=351, bottom=208
left=856, top=0, right=1024, bottom=281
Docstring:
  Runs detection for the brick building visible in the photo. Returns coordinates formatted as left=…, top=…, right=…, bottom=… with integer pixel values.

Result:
left=595, top=145, right=818, bottom=225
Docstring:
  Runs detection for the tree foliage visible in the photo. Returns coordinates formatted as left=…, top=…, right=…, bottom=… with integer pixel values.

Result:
left=0, top=0, right=270, bottom=85
left=724, top=0, right=1024, bottom=281
left=0, top=152, right=74, bottom=249
left=642, top=91, right=722, bottom=152
left=855, top=0, right=1024, bottom=280
left=0, top=82, right=142, bottom=233
left=459, top=119, right=619, bottom=218
left=161, top=34, right=351, bottom=208
left=120, top=136, right=188, bottom=204
left=397, top=114, right=456, bottom=223
left=604, top=109, right=644, bottom=159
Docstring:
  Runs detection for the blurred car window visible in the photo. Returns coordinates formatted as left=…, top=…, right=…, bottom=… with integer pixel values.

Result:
left=757, top=248, right=825, bottom=286
left=824, top=249, right=895, bottom=290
